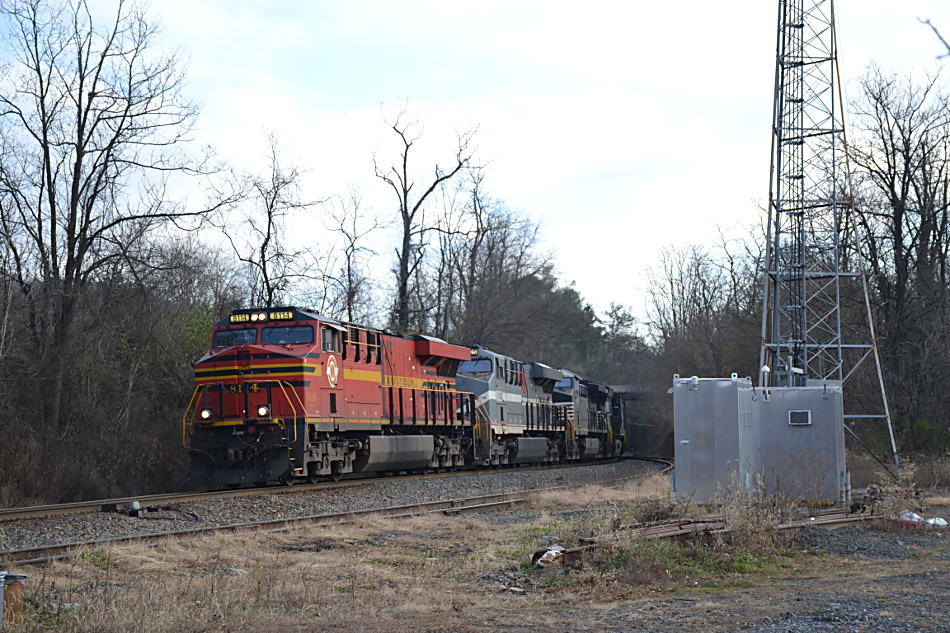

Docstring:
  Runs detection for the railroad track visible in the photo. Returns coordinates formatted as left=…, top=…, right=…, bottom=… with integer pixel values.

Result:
left=0, top=456, right=662, bottom=522
left=2, top=491, right=530, bottom=565
left=559, top=507, right=880, bottom=563
left=0, top=457, right=670, bottom=565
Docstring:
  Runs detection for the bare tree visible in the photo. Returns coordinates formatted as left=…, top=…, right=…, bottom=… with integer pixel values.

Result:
left=220, top=134, right=317, bottom=308
left=373, top=107, right=475, bottom=333
left=645, top=237, right=760, bottom=379
left=850, top=67, right=950, bottom=333
left=321, top=187, right=382, bottom=323
left=0, top=0, right=232, bottom=431
left=849, top=65, right=950, bottom=451
left=449, top=174, right=550, bottom=345
left=919, top=18, right=950, bottom=58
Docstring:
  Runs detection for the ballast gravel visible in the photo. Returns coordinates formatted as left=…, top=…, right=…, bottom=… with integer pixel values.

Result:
left=794, top=524, right=946, bottom=559
left=0, top=460, right=654, bottom=554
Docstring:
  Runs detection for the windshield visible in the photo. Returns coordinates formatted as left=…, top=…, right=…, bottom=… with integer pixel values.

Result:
left=458, top=358, right=493, bottom=378
left=212, top=328, right=257, bottom=349
left=554, top=376, right=573, bottom=389
left=262, top=325, right=314, bottom=345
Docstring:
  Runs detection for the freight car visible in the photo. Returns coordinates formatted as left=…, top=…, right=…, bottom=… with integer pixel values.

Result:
left=182, top=307, right=625, bottom=487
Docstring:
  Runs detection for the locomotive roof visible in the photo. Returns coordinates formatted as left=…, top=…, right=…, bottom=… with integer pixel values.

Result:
left=531, top=362, right=563, bottom=383
left=213, top=309, right=465, bottom=351
left=213, top=307, right=348, bottom=329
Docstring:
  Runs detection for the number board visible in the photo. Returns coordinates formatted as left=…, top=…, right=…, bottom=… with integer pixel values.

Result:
left=226, top=383, right=262, bottom=394
left=229, top=311, right=294, bottom=323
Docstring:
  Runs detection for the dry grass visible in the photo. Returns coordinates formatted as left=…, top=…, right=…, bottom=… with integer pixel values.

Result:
left=529, top=473, right=671, bottom=508
left=926, top=493, right=950, bottom=508
left=9, top=466, right=948, bottom=632
left=848, top=451, right=950, bottom=492
left=9, top=480, right=674, bottom=632
left=21, top=515, right=516, bottom=633
left=913, top=457, right=950, bottom=491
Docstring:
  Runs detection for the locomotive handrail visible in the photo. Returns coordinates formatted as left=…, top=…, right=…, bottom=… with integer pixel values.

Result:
left=473, top=402, right=491, bottom=441
left=271, top=379, right=301, bottom=450
left=347, top=324, right=382, bottom=349
left=411, top=384, right=471, bottom=426
left=554, top=404, right=577, bottom=441
left=181, top=386, right=203, bottom=447
left=563, top=409, right=577, bottom=444
left=343, top=324, right=383, bottom=363
left=180, top=379, right=306, bottom=450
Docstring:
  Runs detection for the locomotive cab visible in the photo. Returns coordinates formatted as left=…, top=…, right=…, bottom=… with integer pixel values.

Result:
left=457, top=348, right=564, bottom=465
left=552, top=370, right=607, bottom=459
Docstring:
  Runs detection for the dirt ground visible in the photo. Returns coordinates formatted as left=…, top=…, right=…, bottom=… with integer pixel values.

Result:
left=8, top=477, right=950, bottom=633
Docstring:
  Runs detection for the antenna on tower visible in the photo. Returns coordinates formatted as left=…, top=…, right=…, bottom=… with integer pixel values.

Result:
left=759, top=0, right=900, bottom=469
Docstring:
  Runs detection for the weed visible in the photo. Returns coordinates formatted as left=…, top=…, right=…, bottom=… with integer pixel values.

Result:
left=78, top=549, right=109, bottom=569
left=717, top=474, right=803, bottom=553
left=866, top=460, right=924, bottom=529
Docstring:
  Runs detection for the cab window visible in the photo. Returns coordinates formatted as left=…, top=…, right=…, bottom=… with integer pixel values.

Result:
left=322, top=326, right=342, bottom=352
left=459, top=359, right=493, bottom=378
left=262, top=325, right=313, bottom=345
left=212, top=328, right=257, bottom=349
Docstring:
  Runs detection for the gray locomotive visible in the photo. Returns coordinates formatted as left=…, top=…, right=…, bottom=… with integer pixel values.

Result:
left=456, top=347, right=625, bottom=465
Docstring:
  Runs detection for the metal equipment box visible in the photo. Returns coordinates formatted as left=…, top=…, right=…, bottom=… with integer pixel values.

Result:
left=670, top=374, right=759, bottom=504
left=671, top=375, right=848, bottom=505
left=753, top=384, right=847, bottom=503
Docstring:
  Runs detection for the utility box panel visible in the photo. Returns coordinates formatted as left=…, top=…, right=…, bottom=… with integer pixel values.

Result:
left=670, top=375, right=758, bottom=504
left=752, top=384, right=846, bottom=503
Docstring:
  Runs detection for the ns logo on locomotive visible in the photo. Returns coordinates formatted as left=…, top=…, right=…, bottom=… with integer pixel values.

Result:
left=183, top=307, right=626, bottom=487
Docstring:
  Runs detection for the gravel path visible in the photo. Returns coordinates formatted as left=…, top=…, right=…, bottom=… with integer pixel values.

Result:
left=795, top=524, right=947, bottom=559
left=563, top=524, right=950, bottom=633
left=0, top=460, right=655, bottom=554
left=482, top=525, right=950, bottom=633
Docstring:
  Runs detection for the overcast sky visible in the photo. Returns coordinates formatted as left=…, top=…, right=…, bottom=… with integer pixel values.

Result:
left=132, top=1, right=949, bottom=319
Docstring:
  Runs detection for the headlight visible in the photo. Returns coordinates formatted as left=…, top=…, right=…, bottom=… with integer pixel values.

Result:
left=199, top=408, right=212, bottom=420
left=257, top=404, right=271, bottom=418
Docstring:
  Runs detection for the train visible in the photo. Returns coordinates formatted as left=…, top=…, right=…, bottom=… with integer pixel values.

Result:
left=182, top=307, right=627, bottom=487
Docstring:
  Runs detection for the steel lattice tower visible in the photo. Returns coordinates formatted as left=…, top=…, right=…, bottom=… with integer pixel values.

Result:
left=760, top=0, right=850, bottom=387
left=759, top=0, right=900, bottom=468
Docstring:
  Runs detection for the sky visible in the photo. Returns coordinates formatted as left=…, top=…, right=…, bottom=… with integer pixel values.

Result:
left=99, top=1, right=950, bottom=320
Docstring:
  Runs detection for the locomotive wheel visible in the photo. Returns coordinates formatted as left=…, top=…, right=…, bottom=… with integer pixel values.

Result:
left=330, top=461, right=343, bottom=482
left=306, top=463, right=321, bottom=484
left=278, top=473, right=295, bottom=487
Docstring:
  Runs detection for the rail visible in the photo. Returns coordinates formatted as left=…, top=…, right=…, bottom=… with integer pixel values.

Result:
left=559, top=507, right=880, bottom=564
